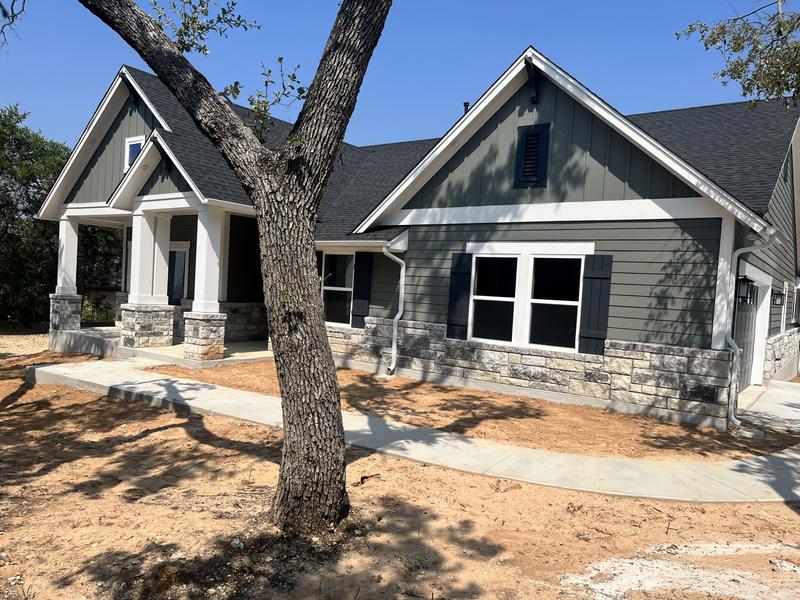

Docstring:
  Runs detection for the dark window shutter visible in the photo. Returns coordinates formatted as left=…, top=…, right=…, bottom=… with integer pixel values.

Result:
left=446, top=252, right=473, bottom=340
left=514, top=124, right=549, bottom=188
left=351, top=252, right=373, bottom=329
left=578, top=254, right=613, bottom=355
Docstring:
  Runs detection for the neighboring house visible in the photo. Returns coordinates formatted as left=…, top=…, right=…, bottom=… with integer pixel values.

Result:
left=41, top=47, right=800, bottom=429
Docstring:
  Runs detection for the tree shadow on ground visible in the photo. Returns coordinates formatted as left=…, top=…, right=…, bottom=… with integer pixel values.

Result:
left=56, top=494, right=502, bottom=599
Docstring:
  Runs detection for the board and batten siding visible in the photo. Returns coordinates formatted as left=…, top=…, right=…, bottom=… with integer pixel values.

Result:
left=403, top=76, right=697, bottom=210
left=736, top=149, right=798, bottom=335
left=402, top=219, right=722, bottom=348
left=369, top=253, right=401, bottom=319
left=66, top=94, right=157, bottom=204
left=138, top=156, right=191, bottom=196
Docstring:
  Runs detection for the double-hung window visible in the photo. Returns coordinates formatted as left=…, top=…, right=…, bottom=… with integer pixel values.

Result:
left=317, top=252, right=354, bottom=325
left=467, top=243, right=591, bottom=352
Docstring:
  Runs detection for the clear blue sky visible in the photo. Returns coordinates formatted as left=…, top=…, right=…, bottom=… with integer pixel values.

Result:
left=0, top=1, right=760, bottom=148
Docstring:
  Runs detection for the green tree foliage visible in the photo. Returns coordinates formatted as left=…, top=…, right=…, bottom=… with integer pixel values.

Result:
left=681, top=1, right=800, bottom=103
left=0, top=105, right=122, bottom=324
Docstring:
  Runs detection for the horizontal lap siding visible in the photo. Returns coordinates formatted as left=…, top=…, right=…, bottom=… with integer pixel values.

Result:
left=737, top=150, right=797, bottom=335
left=67, top=95, right=156, bottom=204
left=369, top=253, right=400, bottom=318
left=404, top=219, right=721, bottom=348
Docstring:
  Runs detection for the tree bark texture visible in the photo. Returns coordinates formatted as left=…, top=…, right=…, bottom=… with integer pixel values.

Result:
left=78, top=0, right=392, bottom=534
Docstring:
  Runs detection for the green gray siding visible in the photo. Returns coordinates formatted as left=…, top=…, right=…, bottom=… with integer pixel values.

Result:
left=404, top=76, right=696, bottom=210
left=369, top=253, right=401, bottom=318
left=736, top=149, right=798, bottom=335
left=403, top=219, right=721, bottom=348
left=138, top=156, right=191, bottom=196
left=66, top=94, right=157, bottom=204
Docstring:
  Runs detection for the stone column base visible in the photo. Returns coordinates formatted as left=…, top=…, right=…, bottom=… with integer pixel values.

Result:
left=114, top=292, right=129, bottom=325
left=184, top=312, right=227, bottom=360
left=49, top=293, right=82, bottom=332
left=121, top=304, right=174, bottom=348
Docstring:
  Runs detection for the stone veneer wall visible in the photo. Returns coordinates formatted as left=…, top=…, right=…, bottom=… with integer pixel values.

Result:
left=763, top=326, right=800, bottom=380
left=120, top=304, right=174, bottom=348
left=184, top=312, right=226, bottom=360
left=327, top=317, right=732, bottom=421
left=219, top=302, right=268, bottom=342
left=49, top=294, right=82, bottom=331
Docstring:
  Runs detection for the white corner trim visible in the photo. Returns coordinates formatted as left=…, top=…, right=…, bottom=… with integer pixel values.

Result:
left=123, top=135, right=146, bottom=173
left=120, top=67, right=172, bottom=132
left=465, top=241, right=595, bottom=256
left=353, top=46, right=771, bottom=235
left=384, top=197, right=727, bottom=227
left=206, top=197, right=256, bottom=215
left=712, top=215, right=735, bottom=350
left=37, top=74, right=129, bottom=221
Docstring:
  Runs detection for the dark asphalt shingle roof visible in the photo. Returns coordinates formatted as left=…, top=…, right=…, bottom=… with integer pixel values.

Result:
left=628, top=100, right=800, bottom=216
left=126, top=66, right=800, bottom=236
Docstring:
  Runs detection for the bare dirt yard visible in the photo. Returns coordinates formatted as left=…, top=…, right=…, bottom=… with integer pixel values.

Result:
left=152, top=359, right=800, bottom=462
left=1, top=334, right=799, bottom=598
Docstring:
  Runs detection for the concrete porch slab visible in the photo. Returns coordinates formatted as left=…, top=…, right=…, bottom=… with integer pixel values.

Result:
left=739, top=380, right=800, bottom=433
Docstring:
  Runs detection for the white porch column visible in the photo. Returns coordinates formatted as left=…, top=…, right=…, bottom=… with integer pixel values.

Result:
left=192, top=206, right=224, bottom=313
left=56, top=216, right=79, bottom=294
left=152, top=215, right=172, bottom=304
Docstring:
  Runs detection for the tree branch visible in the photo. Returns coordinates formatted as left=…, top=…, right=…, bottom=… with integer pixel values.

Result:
left=77, top=0, right=268, bottom=194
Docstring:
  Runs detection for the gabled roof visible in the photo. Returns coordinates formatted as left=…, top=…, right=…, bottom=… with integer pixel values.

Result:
left=628, top=100, right=800, bottom=216
left=353, top=46, right=782, bottom=235
left=123, top=67, right=436, bottom=241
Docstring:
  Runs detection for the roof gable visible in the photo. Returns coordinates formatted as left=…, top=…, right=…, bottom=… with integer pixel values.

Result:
left=354, top=46, right=773, bottom=235
left=403, top=74, right=697, bottom=211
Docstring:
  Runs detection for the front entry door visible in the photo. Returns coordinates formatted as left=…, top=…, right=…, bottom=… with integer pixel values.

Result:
left=167, top=248, right=188, bottom=306
left=733, top=286, right=759, bottom=390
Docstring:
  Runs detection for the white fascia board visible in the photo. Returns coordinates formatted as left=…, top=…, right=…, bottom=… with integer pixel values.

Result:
left=133, top=193, right=201, bottom=214
left=150, top=131, right=206, bottom=203
left=108, top=136, right=162, bottom=210
left=315, top=240, right=388, bottom=251
left=120, top=67, right=171, bottom=132
left=38, top=72, right=130, bottom=221
left=387, top=229, right=409, bottom=252
left=383, top=197, right=728, bottom=227
left=206, top=197, right=256, bottom=216
left=354, top=46, right=771, bottom=235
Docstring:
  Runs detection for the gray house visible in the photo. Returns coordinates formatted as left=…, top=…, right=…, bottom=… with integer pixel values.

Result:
left=41, top=47, right=800, bottom=429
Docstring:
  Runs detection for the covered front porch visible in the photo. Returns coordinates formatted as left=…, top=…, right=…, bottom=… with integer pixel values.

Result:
left=48, top=191, right=269, bottom=362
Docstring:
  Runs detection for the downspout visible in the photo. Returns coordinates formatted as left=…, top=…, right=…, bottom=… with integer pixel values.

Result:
left=725, top=230, right=780, bottom=429
left=381, top=243, right=406, bottom=376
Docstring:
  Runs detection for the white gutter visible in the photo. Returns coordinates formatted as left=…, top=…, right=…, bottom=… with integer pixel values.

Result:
left=725, top=229, right=781, bottom=429
left=381, top=238, right=407, bottom=375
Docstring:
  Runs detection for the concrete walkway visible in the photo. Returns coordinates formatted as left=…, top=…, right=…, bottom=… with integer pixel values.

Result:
left=25, top=358, right=800, bottom=503
left=740, top=380, right=800, bottom=433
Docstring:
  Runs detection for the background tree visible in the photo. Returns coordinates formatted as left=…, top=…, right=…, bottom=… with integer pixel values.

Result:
left=681, top=0, right=800, bottom=103
left=0, top=0, right=393, bottom=533
left=0, top=105, right=122, bottom=325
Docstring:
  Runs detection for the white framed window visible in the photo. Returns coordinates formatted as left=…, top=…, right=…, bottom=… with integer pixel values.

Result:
left=168, top=241, right=190, bottom=305
left=466, top=242, right=591, bottom=352
left=123, top=135, right=145, bottom=173
left=317, top=251, right=354, bottom=326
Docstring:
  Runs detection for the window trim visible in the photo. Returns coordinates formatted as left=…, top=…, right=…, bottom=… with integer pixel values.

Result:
left=319, top=250, right=355, bottom=327
left=169, top=241, right=191, bottom=301
left=124, top=135, right=146, bottom=173
left=466, top=246, right=588, bottom=352
left=467, top=254, right=519, bottom=345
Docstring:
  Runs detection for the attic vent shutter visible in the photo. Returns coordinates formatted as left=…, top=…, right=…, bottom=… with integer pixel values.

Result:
left=514, top=124, right=549, bottom=188
left=578, top=255, right=613, bottom=355
left=351, top=252, right=373, bottom=329
left=446, top=253, right=473, bottom=340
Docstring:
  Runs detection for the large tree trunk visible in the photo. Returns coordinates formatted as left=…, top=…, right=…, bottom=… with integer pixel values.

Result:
left=79, top=0, right=392, bottom=534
